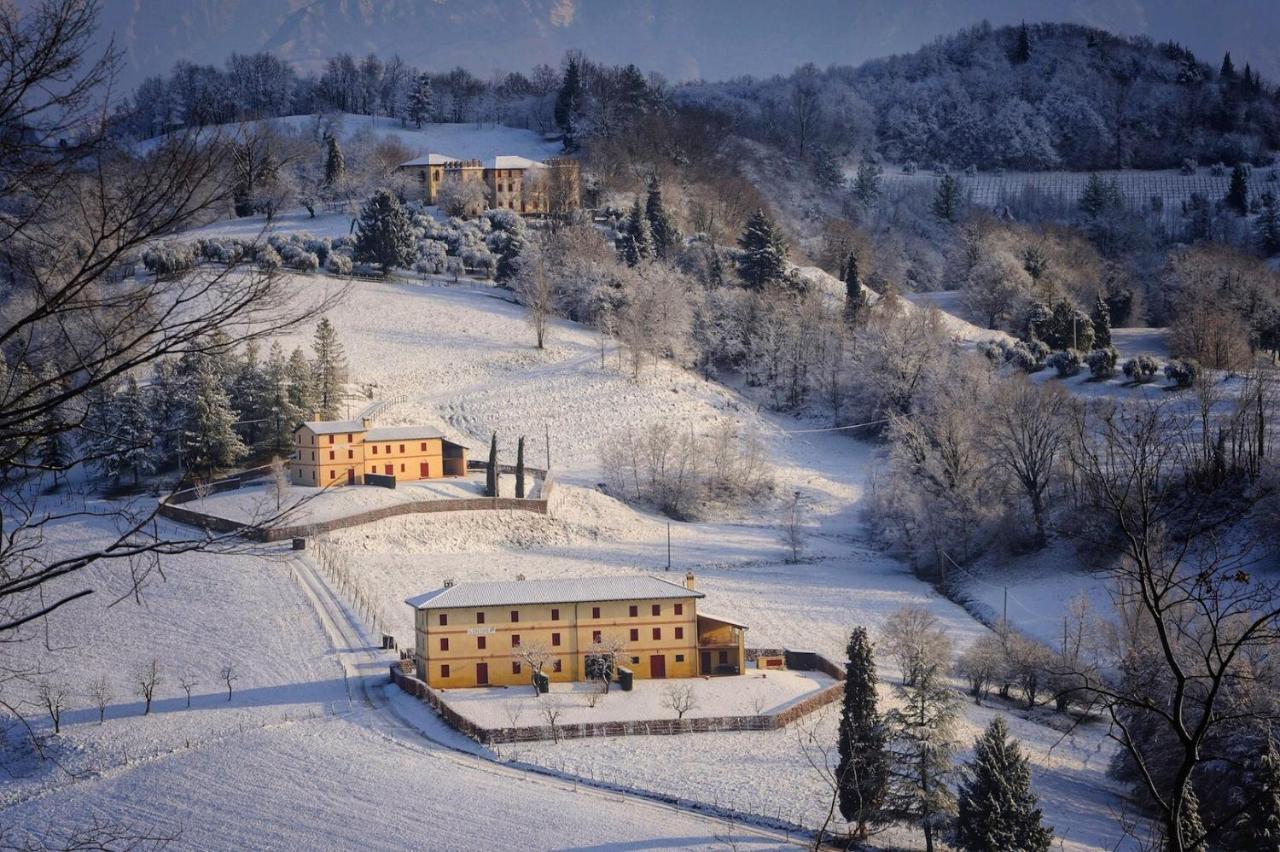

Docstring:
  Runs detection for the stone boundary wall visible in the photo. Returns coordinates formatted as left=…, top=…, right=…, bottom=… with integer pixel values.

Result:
left=159, top=463, right=553, bottom=542
left=390, top=647, right=846, bottom=745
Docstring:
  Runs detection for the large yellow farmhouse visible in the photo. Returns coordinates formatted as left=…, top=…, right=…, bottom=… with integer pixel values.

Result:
left=292, top=417, right=467, bottom=487
left=398, top=153, right=580, bottom=215
left=406, top=573, right=747, bottom=689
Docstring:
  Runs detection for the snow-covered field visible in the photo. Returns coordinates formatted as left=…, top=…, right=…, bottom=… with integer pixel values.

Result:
left=440, top=670, right=834, bottom=728
left=5, top=270, right=1142, bottom=849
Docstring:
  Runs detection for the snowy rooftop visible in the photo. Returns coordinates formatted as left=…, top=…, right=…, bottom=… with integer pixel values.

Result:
left=300, top=419, right=365, bottom=435
left=399, top=153, right=457, bottom=167
left=490, top=155, right=546, bottom=170
left=405, top=575, right=703, bottom=610
left=364, top=425, right=446, bottom=442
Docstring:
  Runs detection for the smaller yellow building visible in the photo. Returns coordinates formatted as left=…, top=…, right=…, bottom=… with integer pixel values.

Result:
left=406, top=572, right=747, bottom=689
left=292, top=417, right=467, bottom=487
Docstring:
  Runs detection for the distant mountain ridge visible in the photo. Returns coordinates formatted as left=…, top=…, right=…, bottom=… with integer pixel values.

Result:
left=73, top=0, right=1280, bottom=89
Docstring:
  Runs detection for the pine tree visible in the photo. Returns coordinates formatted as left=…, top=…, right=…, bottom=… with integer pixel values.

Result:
left=1090, top=295, right=1112, bottom=348
left=1012, top=22, right=1032, bottom=64
left=617, top=199, right=652, bottom=267
left=179, top=355, right=247, bottom=476
left=230, top=341, right=272, bottom=451
left=884, top=663, right=959, bottom=852
left=1221, top=51, right=1237, bottom=81
left=1257, top=192, right=1280, bottom=255
left=264, top=342, right=300, bottom=454
left=837, top=627, right=888, bottom=839
left=853, top=158, right=882, bottom=208
left=36, top=368, right=70, bottom=480
left=495, top=218, right=528, bottom=285
left=515, top=436, right=526, bottom=499
left=115, top=376, right=157, bottom=484
left=736, top=208, right=788, bottom=290
left=286, top=346, right=318, bottom=420
left=405, top=72, right=434, bottom=128
left=486, top=432, right=499, bottom=498
left=555, top=57, right=584, bottom=152
left=354, top=188, right=415, bottom=274
left=324, top=134, right=345, bottom=190
left=932, top=174, right=963, bottom=223
left=1079, top=173, right=1121, bottom=219
left=645, top=176, right=679, bottom=259
left=1243, top=733, right=1280, bottom=849
left=1227, top=163, right=1251, bottom=215
left=842, top=250, right=865, bottom=327
left=955, top=717, right=1053, bottom=852
left=311, top=318, right=348, bottom=421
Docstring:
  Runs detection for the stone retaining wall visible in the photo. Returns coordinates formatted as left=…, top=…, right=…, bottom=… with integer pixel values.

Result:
left=390, top=648, right=846, bottom=745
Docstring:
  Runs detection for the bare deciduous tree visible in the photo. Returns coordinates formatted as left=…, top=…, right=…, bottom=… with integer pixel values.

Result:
left=983, top=376, right=1070, bottom=547
left=882, top=607, right=954, bottom=687
left=516, top=640, right=554, bottom=695
left=178, top=672, right=198, bottom=709
left=781, top=490, right=808, bottom=563
left=220, top=664, right=238, bottom=701
left=137, top=659, right=161, bottom=715
left=88, top=675, right=114, bottom=724
left=37, top=679, right=71, bottom=734
left=539, top=695, right=565, bottom=744
left=514, top=240, right=554, bottom=349
left=661, top=682, right=698, bottom=720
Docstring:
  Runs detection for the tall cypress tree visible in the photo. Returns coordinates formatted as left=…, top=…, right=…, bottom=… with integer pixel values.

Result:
left=1227, top=163, right=1251, bottom=215
left=1221, top=52, right=1237, bottom=81
left=645, top=175, right=679, bottom=259
left=837, top=627, right=888, bottom=839
left=323, top=134, right=345, bottom=190
left=736, top=208, right=788, bottom=290
left=1256, top=192, right=1280, bottom=255
left=515, top=436, right=526, bottom=499
left=842, top=250, right=864, bottom=327
left=311, top=318, right=349, bottom=420
left=486, top=432, right=499, bottom=497
left=1012, top=22, right=1032, bottom=64
left=955, top=717, right=1053, bottom=852
left=1090, top=295, right=1112, bottom=348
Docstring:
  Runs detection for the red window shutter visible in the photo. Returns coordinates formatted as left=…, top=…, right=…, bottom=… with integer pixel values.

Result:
left=592, top=630, right=602, bottom=644
left=439, top=614, right=447, bottom=626
left=421, top=442, right=427, bottom=451
left=551, top=608, right=559, bottom=620
left=652, top=604, right=660, bottom=616
left=652, top=628, right=661, bottom=640
left=554, top=659, right=562, bottom=673
left=510, top=610, right=519, bottom=623
left=629, top=629, right=638, bottom=641
left=513, top=662, right=521, bottom=674
left=551, top=633, right=561, bottom=646
left=675, top=627, right=684, bottom=640
left=440, top=638, right=449, bottom=651
left=476, top=612, right=485, bottom=624
left=592, top=607, right=600, bottom=619
left=372, top=445, right=378, bottom=454
left=512, top=634, right=521, bottom=647
left=441, top=664, right=450, bottom=678
left=477, top=636, right=486, bottom=650
left=399, top=444, right=405, bottom=453
left=629, top=605, right=638, bottom=617
left=675, top=604, right=683, bottom=615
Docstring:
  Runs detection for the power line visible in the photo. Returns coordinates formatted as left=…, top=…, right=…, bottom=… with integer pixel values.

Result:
left=778, top=417, right=891, bottom=434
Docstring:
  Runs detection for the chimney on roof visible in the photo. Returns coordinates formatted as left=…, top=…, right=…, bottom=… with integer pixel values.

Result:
left=361, top=416, right=373, bottom=430
left=685, top=570, right=695, bottom=591
left=443, top=578, right=455, bottom=588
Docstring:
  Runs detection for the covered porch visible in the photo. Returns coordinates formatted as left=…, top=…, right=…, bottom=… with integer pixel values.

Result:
left=696, top=612, right=747, bottom=676
left=442, top=439, right=468, bottom=476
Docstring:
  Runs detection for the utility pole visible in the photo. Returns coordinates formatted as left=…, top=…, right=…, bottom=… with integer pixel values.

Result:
left=1003, top=587, right=1008, bottom=625
left=545, top=423, right=551, bottom=471
left=666, top=523, right=671, bottom=571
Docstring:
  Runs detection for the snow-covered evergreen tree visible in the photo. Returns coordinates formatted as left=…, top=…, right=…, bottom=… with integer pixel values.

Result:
left=837, top=627, right=888, bottom=839
left=311, top=318, right=348, bottom=421
left=931, top=174, right=963, bottom=223
left=405, top=72, right=434, bottom=128
left=493, top=215, right=528, bottom=285
left=1255, top=192, right=1280, bottom=256
left=617, top=199, right=652, bottom=267
left=555, top=57, right=584, bottom=153
left=955, top=717, right=1053, bottom=852
left=842, top=250, right=865, bottom=327
left=354, top=188, right=415, bottom=274
left=1178, top=782, right=1207, bottom=852
left=486, top=432, right=499, bottom=497
left=736, top=208, right=788, bottom=290
left=264, top=342, right=301, bottom=454
left=884, top=663, right=959, bottom=852
left=853, top=158, right=882, bottom=209
left=230, top=341, right=273, bottom=452
left=323, top=134, right=345, bottom=192
left=1227, top=164, right=1251, bottom=215
left=286, top=346, right=318, bottom=420
left=1012, top=22, right=1032, bottom=64
left=179, top=356, right=247, bottom=475
left=645, top=176, right=679, bottom=259
left=1243, top=734, right=1280, bottom=849
left=515, top=436, right=526, bottom=499
left=1090, top=295, right=1112, bottom=348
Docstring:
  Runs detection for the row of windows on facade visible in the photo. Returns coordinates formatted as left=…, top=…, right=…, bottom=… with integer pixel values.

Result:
left=302, top=442, right=432, bottom=461
left=435, top=653, right=695, bottom=680
left=299, top=461, right=427, bottom=481
left=438, top=625, right=684, bottom=653
left=436, top=603, right=683, bottom=627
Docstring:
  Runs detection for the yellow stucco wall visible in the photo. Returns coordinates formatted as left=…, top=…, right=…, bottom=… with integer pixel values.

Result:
left=414, top=596, right=700, bottom=689
left=291, top=426, right=464, bottom=487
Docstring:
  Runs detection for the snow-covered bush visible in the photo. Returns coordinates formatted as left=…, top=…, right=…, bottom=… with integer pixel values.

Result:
left=1164, top=358, right=1200, bottom=388
left=256, top=245, right=281, bottom=271
left=1085, top=346, right=1119, bottom=378
left=964, top=163, right=978, bottom=177
left=303, top=237, right=331, bottom=267
left=1123, top=355, right=1160, bottom=383
left=978, top=338, right=1047, bottom=373
left=415, top=239, right=448, bottom=273
left=1180, top=158, right=1197, bottom=176
left=462, top=246, right=496, bottom=277
left=902, top=160, right=917, bottom=175
left=142, top=242, right=196, bottom=277
left=1046, top=350, right=1082, bottom=377
left=1210, top=162, right=1226, bottom=177
left=326, top=253, right=353, bottom=276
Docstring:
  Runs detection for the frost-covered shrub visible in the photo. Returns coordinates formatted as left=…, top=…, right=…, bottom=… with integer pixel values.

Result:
left=1046, top=350, right=1082, bottom=377
left=279, top=245, right=319, bottom=272
left=256, top=245, right=281, bottom=271
left=1123, top=355, right=1160, bottom=383
left=142, top=242, right=196, bottom=277
left=415, top=239, right=448, bottom=273
left=932, top=162, right=950, bottom=176
left=331, top=235, right=355, bottom=252
left=303, top=238, right=331, bottom=267
left=196, top=237, right=247, bottom=265
left=1180, top=158, right=1197, bottom=175
left=1085, top=346, right=1119, bottom=378
left=326, top=253, right=352, bottom=276
left=1164, top=358, right=1200, bottom=388
left=964, top=163, right=978, bottom=177
left=902, top=160, right=917, bottom=175
left=444, top=256, right=465, bottom=276
left=1210, top=162, right=1226, bottom=177
left=462, top=247, right=496, bottom=276
left=978, top=338, right=1047, bottom=373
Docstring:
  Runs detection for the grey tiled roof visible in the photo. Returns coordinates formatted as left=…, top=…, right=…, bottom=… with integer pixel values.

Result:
left=405, top=575, right=702, bottom=610
left=364, top=425, right=445, bottom=441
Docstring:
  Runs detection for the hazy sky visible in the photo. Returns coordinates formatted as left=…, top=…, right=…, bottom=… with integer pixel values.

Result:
left=70, top=0, right=1280, bottom=86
